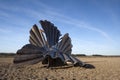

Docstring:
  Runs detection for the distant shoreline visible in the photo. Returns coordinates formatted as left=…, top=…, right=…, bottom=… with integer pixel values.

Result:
left=0, top=53, right=120, bottom=57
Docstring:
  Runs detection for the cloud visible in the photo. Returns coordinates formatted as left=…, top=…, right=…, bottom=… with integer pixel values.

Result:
left=45, top=10, right=112, bottom=42
left=0, top=28, right=12, bottom=34
left=0, top=0, right=112, bottom=42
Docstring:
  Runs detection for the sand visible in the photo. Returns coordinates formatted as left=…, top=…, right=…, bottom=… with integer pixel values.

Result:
left=0, top=57, right=120, bottom=80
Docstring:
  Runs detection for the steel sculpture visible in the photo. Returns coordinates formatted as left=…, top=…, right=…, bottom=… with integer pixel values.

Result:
left=13, top=20, right=95, bottom=68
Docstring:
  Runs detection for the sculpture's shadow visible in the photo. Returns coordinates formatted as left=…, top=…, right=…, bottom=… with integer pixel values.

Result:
left=41, top=65, right=73, bottom=69
left=41, top=63, right=95, bottom=69
left=81, top=63, right=95, bottom=69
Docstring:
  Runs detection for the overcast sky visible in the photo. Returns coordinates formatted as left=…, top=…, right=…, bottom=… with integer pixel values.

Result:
left=0, top=0, right=120, bottom=55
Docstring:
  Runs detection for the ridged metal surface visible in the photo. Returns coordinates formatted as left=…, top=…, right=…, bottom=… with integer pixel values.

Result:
left=13, top=20, right=85, bottom=67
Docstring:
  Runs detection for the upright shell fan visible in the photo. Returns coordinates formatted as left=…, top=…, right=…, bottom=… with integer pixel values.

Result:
left=14, top=20, right=94, bottom=68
